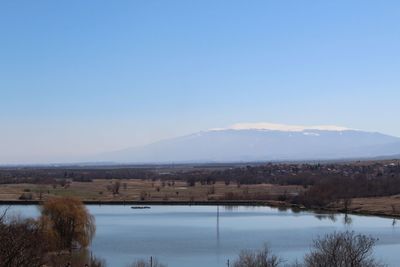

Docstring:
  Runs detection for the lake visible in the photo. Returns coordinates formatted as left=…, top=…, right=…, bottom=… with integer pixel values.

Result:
left=3, top=205, right=400, bottom=267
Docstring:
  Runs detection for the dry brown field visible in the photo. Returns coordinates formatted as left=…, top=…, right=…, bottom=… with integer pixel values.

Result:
left=0, top=179, right=304, bottom=202
left=347, top=195, right=400, bottom=217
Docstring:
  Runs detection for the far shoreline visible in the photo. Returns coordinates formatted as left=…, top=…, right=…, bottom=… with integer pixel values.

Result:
left=2, top=199, right=400, bottom=220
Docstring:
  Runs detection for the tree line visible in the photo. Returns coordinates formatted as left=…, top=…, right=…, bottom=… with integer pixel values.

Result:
left=2, top=161, right=400, bottom=210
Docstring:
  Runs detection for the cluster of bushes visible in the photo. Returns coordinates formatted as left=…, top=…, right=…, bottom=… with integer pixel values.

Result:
left=231, top=231, right=385, bottom=267
left=0, top=197, right=95, bottom=267
left=290, top=173, right=400, bottom=208
left=0, top=212, right=48, bottom=266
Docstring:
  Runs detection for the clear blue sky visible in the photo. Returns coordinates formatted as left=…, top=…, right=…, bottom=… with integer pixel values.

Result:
left=1, top=0, right=400, bottom=163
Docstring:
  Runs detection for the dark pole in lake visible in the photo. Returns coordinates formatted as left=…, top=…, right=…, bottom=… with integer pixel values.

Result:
left=217, top=205, right=220, bottom=243
left=150, top=256, right=153, bottom=267
left=226, top=259, right=230, bottom=267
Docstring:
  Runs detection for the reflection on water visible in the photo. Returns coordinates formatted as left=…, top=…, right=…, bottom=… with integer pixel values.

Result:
left=343, top=213, right=353, bottom=225
left=314, top=213, right=337, bottom=222
left=2, top=205, right=400, bottom=267
left=223, top=205, right=239, bottom=211
left=277, top=206, right=289, bottom=212
left=216, top=206, right=220, bottom=245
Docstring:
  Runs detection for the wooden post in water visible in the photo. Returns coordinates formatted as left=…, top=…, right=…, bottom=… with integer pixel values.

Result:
left=150, top=256, right=153, bottom=267
left=227, top=259, right=230, bottom=267
left=217, top=205, right=220, bottom=241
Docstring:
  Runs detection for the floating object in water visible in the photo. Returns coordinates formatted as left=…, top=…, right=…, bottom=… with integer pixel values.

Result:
left=131, top=206, right=151, bottom=209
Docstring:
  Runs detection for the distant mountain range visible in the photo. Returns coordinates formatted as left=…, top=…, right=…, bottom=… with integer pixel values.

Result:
left=97, top=123, right=400, bottom=163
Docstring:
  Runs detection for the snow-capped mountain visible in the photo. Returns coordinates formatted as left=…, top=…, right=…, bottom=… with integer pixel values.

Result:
left=99, top=123, right=400, bottom=163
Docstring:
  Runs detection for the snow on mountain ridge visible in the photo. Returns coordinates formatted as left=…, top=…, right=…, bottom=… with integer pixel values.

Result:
left=210, top=122, right=352, bottom=132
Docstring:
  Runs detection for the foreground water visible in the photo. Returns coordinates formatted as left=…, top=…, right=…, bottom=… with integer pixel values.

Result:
left=3, top=205, right=400, bottom=267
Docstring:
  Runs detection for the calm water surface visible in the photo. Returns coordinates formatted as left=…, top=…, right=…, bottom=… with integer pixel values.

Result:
left=3, top=205, right=400, bottom=267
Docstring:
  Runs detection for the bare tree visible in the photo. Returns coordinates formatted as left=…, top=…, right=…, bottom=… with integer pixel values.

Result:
left=113, top=181, right=121, bottom=194
left=0, top=213, right=48, bottom=267
left=342, top=197, right=352, bottom=213
left=233, top=244, right=282, bottom=267
left=304, top=231, right=385, bottom=267
left=128, top=257, right=167, bottom=267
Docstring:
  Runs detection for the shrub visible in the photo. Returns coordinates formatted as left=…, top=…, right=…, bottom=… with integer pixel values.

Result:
left=19, top=192, right=33, bottom=200
left=233, top=245, right=282, bottom=267
left=128, top=258, right=167, bottom=267
left=0, top=212, right=48, bottom=267
left=304, top=231, right=385, bottom=267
